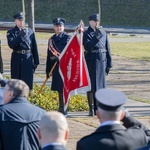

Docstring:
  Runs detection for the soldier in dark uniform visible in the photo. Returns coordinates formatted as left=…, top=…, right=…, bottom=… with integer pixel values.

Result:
left=83, top=14, right=112, bottom=116
left=6, top=12, right=39, bottom=90
left=77, top=89, right=150, bottom=150
left=46, top=18, right=71, bottom=115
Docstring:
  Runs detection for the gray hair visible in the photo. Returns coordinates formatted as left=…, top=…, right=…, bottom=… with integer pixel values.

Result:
left=6, top=79, right=29, bottom=98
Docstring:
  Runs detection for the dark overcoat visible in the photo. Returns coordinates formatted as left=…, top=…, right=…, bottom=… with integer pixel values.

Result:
left=77, top=115, right=150, bottom=150
left=0, top=97, right=46, bottom=150
left=46, top=32, right=70, bottom=92
left=83, top=26, right=112, bottom=92
left=7, top=26, right=39, bottom=90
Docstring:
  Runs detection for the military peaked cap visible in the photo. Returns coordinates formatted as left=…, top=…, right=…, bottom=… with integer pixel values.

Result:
left=53, top=18, right=66, bottom=25
left=13, top=12, right=23, bottom=20
left=95, top=88, right=127, bottom=111
left=88, top=14, right=99, bottom=21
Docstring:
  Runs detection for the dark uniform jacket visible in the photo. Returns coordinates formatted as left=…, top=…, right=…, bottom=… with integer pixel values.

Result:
left=46, top=32, right=70, bottom=92
left=42, top=144, right=67, bottom=150
left=0, top=97, right=46, bottom=150
left=77, top=116, right=150, bottom=150
left=7, top=26, right=39, bottom=90
left=83, top=26, right=112, bottom=91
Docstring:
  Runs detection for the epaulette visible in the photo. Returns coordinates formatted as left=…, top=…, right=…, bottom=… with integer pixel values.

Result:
left=7, top=29, right=13, bottom=36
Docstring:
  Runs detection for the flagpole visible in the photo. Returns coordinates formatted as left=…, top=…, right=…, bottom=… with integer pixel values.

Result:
left=79, top=20, right=84, bottom=86
left=38, top=62, right=57, bottom=94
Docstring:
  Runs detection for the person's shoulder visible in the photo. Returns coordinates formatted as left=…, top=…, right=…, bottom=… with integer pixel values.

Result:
left=7, top=28, right=14, bottom=34
left=62, top=32, right=71, bottom=40
left=29, top=102, right=46, bottom=113
left=63, top=32, right=70, bottom=37
left=0, top=104, right=8, bottom=114
left=77, top=132, right=96, bottom=144
left=84, top=27, right=90, bottom=33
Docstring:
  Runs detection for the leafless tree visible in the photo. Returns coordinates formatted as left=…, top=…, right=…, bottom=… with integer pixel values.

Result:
left=22, top=0, right=26, bottom=26
left=98, top=0, right=101, bottom=23
left=28, top=0, right=35, bottom=31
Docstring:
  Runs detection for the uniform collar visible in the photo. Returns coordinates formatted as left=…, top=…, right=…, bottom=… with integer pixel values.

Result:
left=100, top=121, right=121, bottom=127
left=8, top=96, right=29, bottom=104
left=96, top=123, right=126, bottom=133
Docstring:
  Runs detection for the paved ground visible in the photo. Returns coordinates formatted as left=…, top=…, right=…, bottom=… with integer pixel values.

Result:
left=0, top=30, right=150, bottom=150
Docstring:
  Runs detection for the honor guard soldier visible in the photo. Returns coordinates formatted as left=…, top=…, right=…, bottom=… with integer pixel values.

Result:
left=83, top=14, right=112, bottom=116
left=77, top=89, right=150, bottom=150
left=6, top=12, right=39, bottom=90
left=46, top=18, right=71, bottom=115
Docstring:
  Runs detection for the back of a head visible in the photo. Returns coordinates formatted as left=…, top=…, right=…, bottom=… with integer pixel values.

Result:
left=40, top=111, right=68, bottom=144
left=95, top=88, right=127, bottom=121
left=6, top=79, right=29, bottom=98
left=95, top=88, right=127, bottom=111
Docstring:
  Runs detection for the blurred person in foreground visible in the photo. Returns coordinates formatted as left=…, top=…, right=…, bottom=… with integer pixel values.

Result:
left=0, top=73, right=7, bottom=104
left=0, top=79, right=46, bottom=150
left=38, top=111, right=69, bottom=150
left=83, top=14, right=112, bottom=116
left=6, top=12, right=39, bottom=90
left=46, top=18, right=71, bottom=115
left=77, top=88, right=150, bottom=150
left=136, top=122, right=150, bottom=150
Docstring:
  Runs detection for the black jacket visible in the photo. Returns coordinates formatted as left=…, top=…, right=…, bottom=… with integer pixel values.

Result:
left=0, top=97, right=46, bottom=150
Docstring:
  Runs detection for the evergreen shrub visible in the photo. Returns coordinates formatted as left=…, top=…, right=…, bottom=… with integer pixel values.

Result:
left=28, top=83, right=88, bottom=112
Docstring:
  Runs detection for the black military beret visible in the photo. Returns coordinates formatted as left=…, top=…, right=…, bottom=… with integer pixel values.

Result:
left=53, top=18, right=66, bottom=25
left=95, top=88, right=127, bottom=111
left=13, top=12, right=23, bottom=20
left=88, top=14, right=99, bottom=21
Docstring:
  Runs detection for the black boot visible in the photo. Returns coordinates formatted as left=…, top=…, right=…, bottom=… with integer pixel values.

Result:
left=58, top=92, right=67, bottom=116
left=93, top=92, right=97, bottom=115
left=87, top=92, right=94, bottom=116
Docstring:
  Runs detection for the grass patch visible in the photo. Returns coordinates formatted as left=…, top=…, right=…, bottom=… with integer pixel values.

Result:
left=110, top=42, right=150, bottom=61
left=35, top=32, right=53, bottom=39
left=128, top=96, right=150, bottom=104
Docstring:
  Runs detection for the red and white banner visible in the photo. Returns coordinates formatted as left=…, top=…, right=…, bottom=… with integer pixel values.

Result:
left=59, top=32, right=91, bottom=111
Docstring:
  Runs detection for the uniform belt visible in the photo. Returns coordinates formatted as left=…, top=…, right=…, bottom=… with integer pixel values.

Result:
left=91, top=49, right=107, bottom=53
left=13, top=50, right=31, bottom=54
